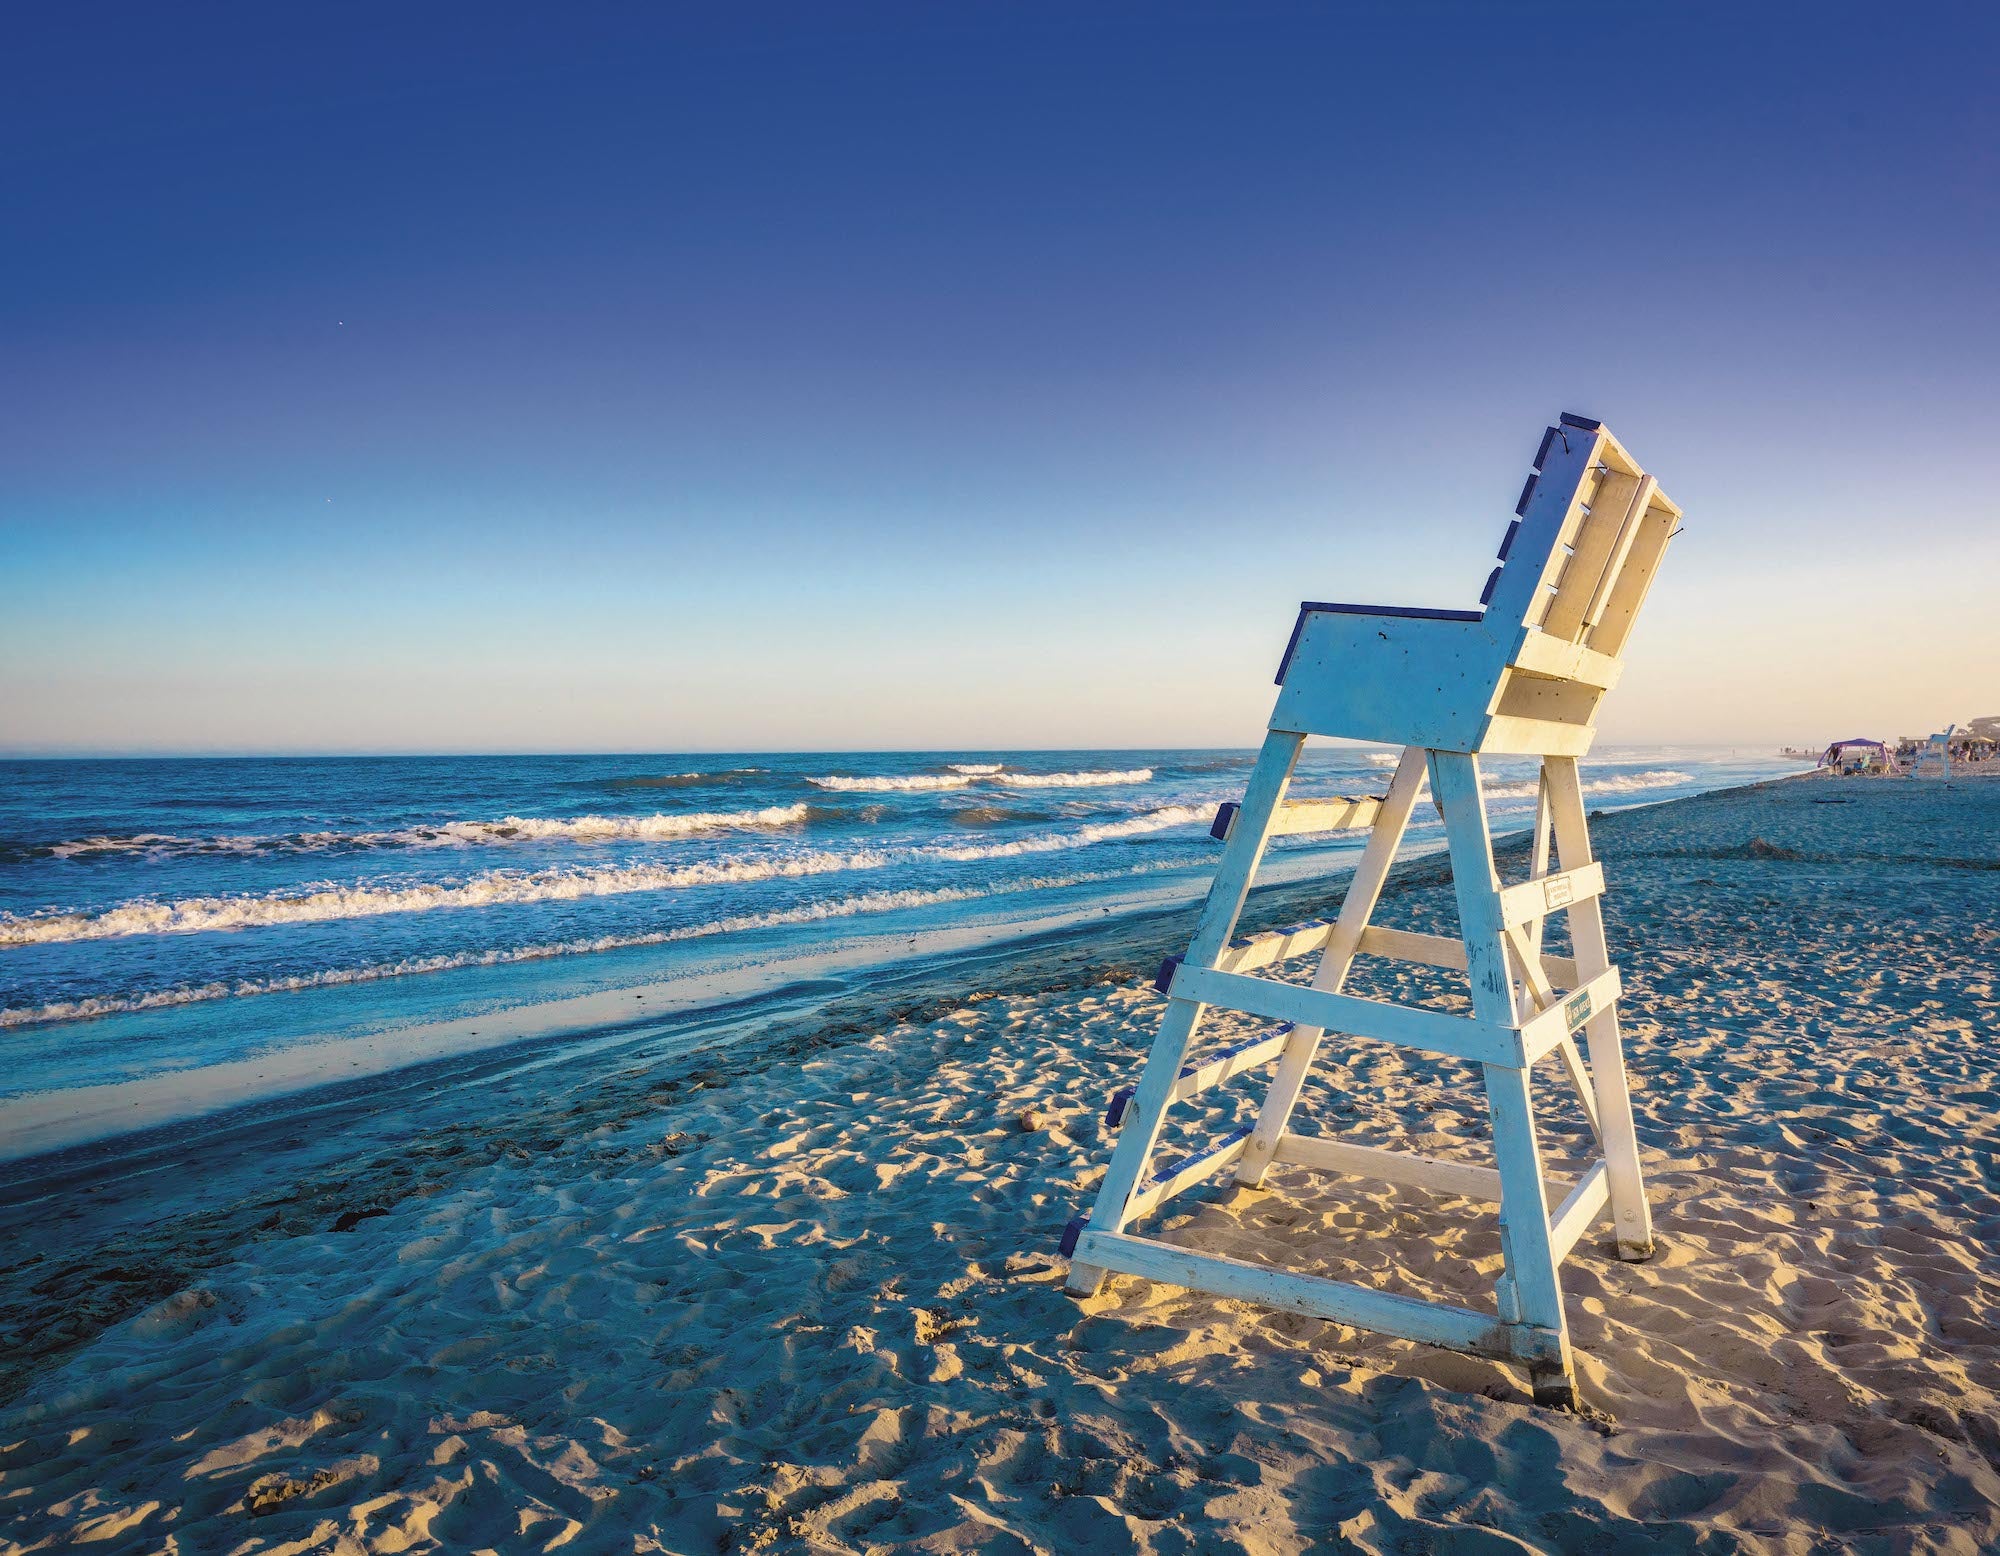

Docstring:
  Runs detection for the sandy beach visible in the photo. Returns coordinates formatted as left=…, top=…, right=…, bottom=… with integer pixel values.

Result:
left=3, top=773, right=1997, bottom=1553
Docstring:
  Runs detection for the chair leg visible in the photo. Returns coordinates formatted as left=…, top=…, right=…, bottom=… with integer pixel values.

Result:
left=1067, top=729, right=1304, bottom=1294
left=1431, top=751, right=1576, bottom=1406
left=1067, top=998, right=1203, bottom=1296
left=1544, top=758, right=1653, bottom=1261
left=1485, top=1061, right=1578, bottom=1408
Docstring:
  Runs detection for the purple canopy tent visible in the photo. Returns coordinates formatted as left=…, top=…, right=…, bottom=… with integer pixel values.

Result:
left=1819, top=737, right=1891, bottom=770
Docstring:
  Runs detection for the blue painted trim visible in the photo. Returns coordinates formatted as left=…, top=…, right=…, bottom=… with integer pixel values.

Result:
left=1209, top=801, right=1238, bottom=841
left=1533, top=425, right=1558, bottom=471
left=1105, top=1084, right=1137, bottom=1128
left=1515, top=473, right=1539, bottom=516
left=1152, top=954, right=1183, bottom=994
left=1297, top=601, right=1484, bottom=621
left=1060, top=1214, right=1089, bottom=1257
left=1559, top=411, right=1603, bottom=431
left=1478, top=565, right=1502, bottom=607
left=1275, top=604, right=1312, bottom=685
left=1496, top=519, right=1520, bottom=561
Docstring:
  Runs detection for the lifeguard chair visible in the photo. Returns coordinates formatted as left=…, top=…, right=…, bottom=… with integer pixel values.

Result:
left=1061, top=414, right=1682, bottom=1408
left=1916, top=727, right=1954, bottom=780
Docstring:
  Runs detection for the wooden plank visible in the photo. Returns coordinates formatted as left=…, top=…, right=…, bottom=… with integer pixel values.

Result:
left=1548, top=1160, right=1610, bottom=1261
left=1071, top=1229, right=1544, bottom=1361
left=1174, top=1029, right=1290, bottom=1103
left=1357, top=924, right=1580, bottom=987
left=1108, top=1027, right=1293, bottom=1126
left=1540, top=471, right=1648, bottom=642
left=1470, top=712, right=1598, bottom=757
left=1519, top=965, right=1621, bottom=1064
left=1215, top=919, right=1336, bottom=977
left=1215, top=795, right=1382, bottom=842
left=1508, top=630, right=1623, bottom=689
left=1274, top=1133, right=1505, bottom=1201
left=1497, top=862, right=1604, bottom=929
left=1171, top=963, right=1525, bottom=1068
left=1126, top=1128, right=1254, bottom=1221
left=1582, top=475, right=1660, bottom=634
left=1584, top=497, right=1679, bottom=659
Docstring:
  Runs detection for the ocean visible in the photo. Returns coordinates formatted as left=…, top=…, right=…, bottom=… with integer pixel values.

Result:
left=0, top=747, right=1805, bottom=1151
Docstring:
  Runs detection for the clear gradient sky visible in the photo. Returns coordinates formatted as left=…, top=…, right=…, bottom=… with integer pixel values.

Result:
left=4, top=3, right=1995, bottom=755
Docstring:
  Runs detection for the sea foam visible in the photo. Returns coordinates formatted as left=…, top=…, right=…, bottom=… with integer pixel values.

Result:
left=43, top=805, right=810, bottom=859
left=0, top=807, right=1211, bottom=946
left=994, top=768, right=1153, bottom=788
left=0, top=863, right=1178, bottom=1028
left=1484, top=769, right=1693, bottom=800
left=808, top=774, right=977, bottom=792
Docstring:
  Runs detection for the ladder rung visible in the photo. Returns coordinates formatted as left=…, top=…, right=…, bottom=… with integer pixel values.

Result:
left=1210, top=795, right=1383, bottom=843
left=1497, top=862, right=1604, bottom=928
left=1215, top=918, right=1336, bottom=976
left=1061, top=1123, right=1257, bottom=1252
left=1127, top=1126, right=1253, bottom=1220
left=1105, top=1025, right=1293, bottom=1127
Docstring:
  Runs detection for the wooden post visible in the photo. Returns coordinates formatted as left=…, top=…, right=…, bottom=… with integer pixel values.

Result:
left=1066, top=729, right=1304, bottom=1296
left=1543, top=756, right=1653, bottom=1261
left=1430, top=751, right=1577, bottom=1408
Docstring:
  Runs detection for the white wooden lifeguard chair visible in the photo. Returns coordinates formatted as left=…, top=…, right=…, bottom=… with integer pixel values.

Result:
left=1916, top=726, right=1954, bottom=780
left=1061, top=414, right=1682, bottom=1408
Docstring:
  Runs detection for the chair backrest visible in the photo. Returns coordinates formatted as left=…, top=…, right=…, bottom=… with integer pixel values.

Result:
left=1479, top=414, right=1682, bottom=665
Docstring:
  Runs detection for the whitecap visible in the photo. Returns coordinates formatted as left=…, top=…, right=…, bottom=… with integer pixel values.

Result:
left=994, top=768, right=1153, bottom=788
left=0, top=862, right=1183, bottom=1028
left=0, top=807, right=1212, bottom=947
left=807, top=774, right=977, bottom=792
left=42, top=804, right=810, bottom=859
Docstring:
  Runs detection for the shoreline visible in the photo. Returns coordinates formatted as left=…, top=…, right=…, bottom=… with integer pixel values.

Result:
left=3, top=772, right=1995, bottom=1550
left=0, top=776, right=1797, bottom=1402
left=0, top=770, right=1795, bottom=1168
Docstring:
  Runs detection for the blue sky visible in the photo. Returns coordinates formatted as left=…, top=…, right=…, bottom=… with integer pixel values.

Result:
left=4, top=2, right=1995, bottom=753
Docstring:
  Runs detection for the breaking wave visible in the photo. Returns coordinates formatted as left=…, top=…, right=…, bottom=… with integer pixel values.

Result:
left=1485, top=769, right=1693, bottom=801
left=809, top=766, right=1151, bottom=792
left=808, top=773, right=977, bottom=792
left=0, top=864, right=1181, bottom=1029
left=42, top=805, right=811, bottom=859
left=0, top=807, right=1212, bottom=947
left=995, top=768, right=1153, bottom=788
